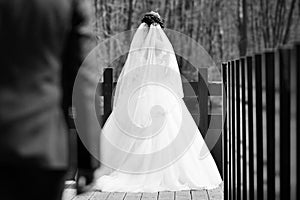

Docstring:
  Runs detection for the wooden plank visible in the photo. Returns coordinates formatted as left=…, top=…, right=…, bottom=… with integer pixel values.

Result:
left=208, top=82, right=222, bottom=96
left=183, top=97, right=200, bottom=114
left=198, top=68, right=208, bottom=135
left=250, top=55, right=258, bottom=200
left=290, top=43, right=300, bottom=200
left=205, top=129, right=223, bottom=174
left=158, top=191, right=175, bottom=200
left=62, top=188, right=77, bottom=200
left=274, top=49, right=281, bottom=200
left=141, top=192, right=158, bottom=200
left=226, top=61, right=231, bottom=200
left=67, top=129, right=78, bottom=180
left=207, top=187, right=223, bottom=200
left=253, top=54, right=264, bottom=200
left=182, top=82, right=198, bottom=97
left=222, top=63, right=228, bottom=200
left=246, top=56, right=254, bottom=200
left=262, top=51, right=276, bottom=200
left=208, top=115, right=222, bottom=129
left=209, top=97, right=222, bottom=115
left=107, top=192, right=126, bottom=200
left=240, top=57, right=247, bottom=200
left=124, top=193, right=142, bottom=200
left=101, top=81, right=222, bottom=97
left=175, top=190, right=191, bottom=200
left=191, top=114, right=200, bottom=126
left=230, top=60, right=235, bottom=200
left=71, top=191, right=95, bottom=200
left=191, top=114, right=222, bottom=130
left=296, top=43, right=300, bottom=200
left=234, top=59, right=241, bottom=200
left=65, top=181, right=76, bottom=189
left=276, top=48, right=292, bottom=200
left=183, top=82, right=222, bottom=97
left=103, top=68, right=113, bottom=121
left=90, top=191, right=110, bottom=200
left=191, top=190, right=208, bottom=200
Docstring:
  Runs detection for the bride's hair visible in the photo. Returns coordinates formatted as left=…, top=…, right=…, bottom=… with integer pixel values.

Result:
left=141, top=11, right=164, bottom=28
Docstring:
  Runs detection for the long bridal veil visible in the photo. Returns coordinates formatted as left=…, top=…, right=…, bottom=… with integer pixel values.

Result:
left=94, top=22, right=222, bottom=191
left=113, top=22, right=184, bottom=108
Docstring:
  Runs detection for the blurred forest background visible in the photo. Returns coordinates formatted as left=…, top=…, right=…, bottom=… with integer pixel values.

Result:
left=83, top=0, right=300, bottom=82
left=80, top=0, right=299, bottom=116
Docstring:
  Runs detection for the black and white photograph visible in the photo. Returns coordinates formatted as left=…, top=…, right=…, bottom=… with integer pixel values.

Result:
left=0, top=0, right=299, bottom=200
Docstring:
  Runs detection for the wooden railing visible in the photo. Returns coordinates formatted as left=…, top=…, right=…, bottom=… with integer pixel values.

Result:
left=222, top=43, right=300, bottom=200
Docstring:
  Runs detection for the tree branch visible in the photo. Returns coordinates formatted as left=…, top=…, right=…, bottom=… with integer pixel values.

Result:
left=283, top=0, right=296, bottom=44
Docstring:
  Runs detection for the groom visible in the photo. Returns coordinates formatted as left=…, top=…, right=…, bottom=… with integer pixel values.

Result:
left=0, top=0, right=88, bottom=199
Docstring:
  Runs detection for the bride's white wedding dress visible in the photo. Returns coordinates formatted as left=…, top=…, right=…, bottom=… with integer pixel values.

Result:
left=93, top=22, right=222, bottom=192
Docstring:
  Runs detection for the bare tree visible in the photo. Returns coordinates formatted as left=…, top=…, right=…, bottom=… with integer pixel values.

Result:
left=126, top=0, right=133, bottom=30
left=237, top=0, right=248, bottom=56
left=283, top=0, right=297, bottom=44
left=90, top=0, right=299, bottom=62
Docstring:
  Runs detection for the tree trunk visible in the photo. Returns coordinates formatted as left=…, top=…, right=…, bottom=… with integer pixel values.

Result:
left=283, top=0, right=297, bottom=44
left=237, top=0, right=248, bottom=56
left=127, top=0, right=133, bottom=30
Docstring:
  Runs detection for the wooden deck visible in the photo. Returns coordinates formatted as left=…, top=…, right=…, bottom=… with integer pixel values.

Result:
left=62, top=182, right=223, bottom=200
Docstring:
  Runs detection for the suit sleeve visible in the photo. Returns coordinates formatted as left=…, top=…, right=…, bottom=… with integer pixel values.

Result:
left=61, top=0, right=90, bottom=129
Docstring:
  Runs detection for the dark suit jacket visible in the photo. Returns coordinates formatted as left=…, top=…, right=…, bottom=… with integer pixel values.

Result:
left=0, top=0, right=88, bottom=169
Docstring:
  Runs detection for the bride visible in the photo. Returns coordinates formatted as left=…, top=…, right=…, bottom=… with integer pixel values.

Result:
left=93, top=11, right=222, bottom=192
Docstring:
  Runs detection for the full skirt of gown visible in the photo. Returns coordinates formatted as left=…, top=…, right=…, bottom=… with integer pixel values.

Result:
left=93, top=84, right=222, bottom=192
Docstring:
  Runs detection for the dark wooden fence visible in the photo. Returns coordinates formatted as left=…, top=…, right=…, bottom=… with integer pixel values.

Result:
left=222, top=43, right=300, bottom=200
